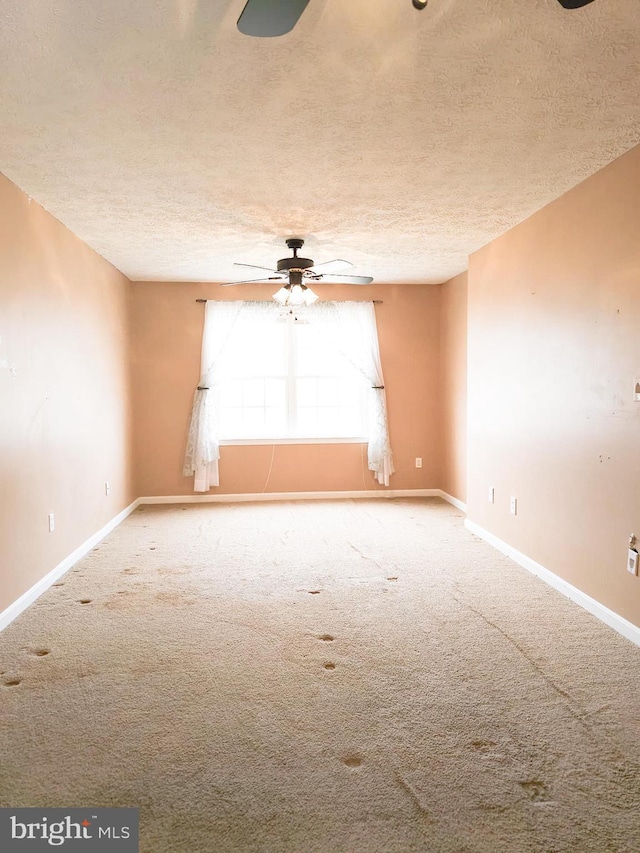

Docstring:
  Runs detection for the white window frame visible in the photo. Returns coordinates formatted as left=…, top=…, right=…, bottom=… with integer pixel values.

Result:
left=217, top=313, right=368, bottom=445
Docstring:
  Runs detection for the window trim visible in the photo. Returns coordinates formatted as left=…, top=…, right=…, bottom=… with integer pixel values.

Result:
left=219, top=437, right=368, bottom=446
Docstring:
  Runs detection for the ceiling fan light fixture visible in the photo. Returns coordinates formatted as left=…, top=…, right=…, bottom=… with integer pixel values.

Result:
left=272, top=286, right=290, bottom=306
left=301, top=287, right=319, bottom=306
left=272, top=283, right=319, bottom=307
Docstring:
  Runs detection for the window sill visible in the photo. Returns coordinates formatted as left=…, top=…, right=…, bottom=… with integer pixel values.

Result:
left=219, top=437, right=368, bottom=446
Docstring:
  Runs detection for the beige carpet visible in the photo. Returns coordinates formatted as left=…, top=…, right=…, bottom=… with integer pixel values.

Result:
left=1, top=498, right=639, bottom=852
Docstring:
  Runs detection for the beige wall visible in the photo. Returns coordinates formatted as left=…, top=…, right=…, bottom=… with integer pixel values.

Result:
left=467, top=144, right=640, bottom=627
left=440, top=271, right=467, bottom=504
left=130, top=282, right=443, bottom=496
left=0, top=174, right=134, bottom=614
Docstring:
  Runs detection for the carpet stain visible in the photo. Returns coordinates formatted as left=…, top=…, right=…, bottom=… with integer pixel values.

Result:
left=31, top=649, right=51, bottom=657
left=78, top=599, right=92, bottom=605
left=324, top=662, right=336, bottom=670
left=387, top=576, right=398, bottom=582
left=343, top=755, right=362, bottom=768
left=318, top=634, right=334, bottom=642
left=308, top=590, right=322, bottom=595
left=470, top=739, right=497, bottom=751
left=52, top=582, right=65, bottom=588
left=2, top=676, right=21, bottom=687
left=519, top=780, right=550, bottom=802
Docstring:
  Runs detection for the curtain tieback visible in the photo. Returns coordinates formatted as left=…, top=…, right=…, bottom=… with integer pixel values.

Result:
left=197, top=386, right=210, bottom=391
left=372, top=385, right=385, bottom=390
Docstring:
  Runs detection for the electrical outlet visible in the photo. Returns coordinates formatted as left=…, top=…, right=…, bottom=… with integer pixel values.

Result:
left=628, top=549, right=639, bottom=576
left=488, top=487, right=494, bottom=504
left=105, top=481, right=110, bottom=496
left=510, top=496, right=517, bottom=516
left=48, top=512, right=55, bottom=533
left=415, top=457, right=422, bottom=468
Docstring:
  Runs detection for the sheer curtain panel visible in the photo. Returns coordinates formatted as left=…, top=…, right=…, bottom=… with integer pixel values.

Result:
left=302, top=301, right=394, bottom=486
left=183, top=301, right=243, bottom=491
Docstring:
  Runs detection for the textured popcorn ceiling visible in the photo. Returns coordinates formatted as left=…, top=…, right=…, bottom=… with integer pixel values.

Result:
left=1, top=0, right=639, bottom=284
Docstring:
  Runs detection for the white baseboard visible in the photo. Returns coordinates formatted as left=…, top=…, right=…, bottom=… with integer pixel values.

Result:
left=0, top=499, right=141, bottom=634
left=140, top=489, right=443, bottom=504
left=465, top=519, right=640, bottom=648
left=141, top=489, right=468, bottom=511
left=437, top=491, right=467, bottom=513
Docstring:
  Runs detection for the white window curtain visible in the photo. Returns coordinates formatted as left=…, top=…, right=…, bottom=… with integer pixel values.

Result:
left=183, top=301, right=243, bottom=491
left=183, top=300, right=394, bottom=491
left=299, top=301, right=394, bottom=486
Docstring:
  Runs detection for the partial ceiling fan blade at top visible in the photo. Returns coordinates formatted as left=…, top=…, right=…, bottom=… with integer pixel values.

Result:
left=234, top=262, right=280, bottom=274
left=219, top=277, right=283, bottom=287
left=556, top=0, right=596, bottom=7
left=237, top=0, right=312, bottom=37
left=309, top=259, right=353, bottom=274
left=316, top=274, right=374, bottom=285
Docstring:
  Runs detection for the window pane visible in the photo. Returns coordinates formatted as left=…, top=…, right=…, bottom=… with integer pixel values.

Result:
left=219, top=380, right=242, bottom=408
left=222, top=319, right=286, bottom=376
left=265, top=407, right=287, bottom=435
left=339, top=407, right=362, bottom=435
left=243, top=379, right=264, bottom=407
left=265, top=378, right=286, bottom=407
left=317, top=377, right=339, bottom=407
left=296, top=325, right=341, bottom=376
left=219, top=407, right=243, bottom=437
left=242, top=408, right=265, bottom=435
left=296, top=407, right=317, bottom=436
left=315, top=407, right=336, bottom=435
left=339, top=377, right=361, bottom=406
left=297, top=377, right=317, bottom=407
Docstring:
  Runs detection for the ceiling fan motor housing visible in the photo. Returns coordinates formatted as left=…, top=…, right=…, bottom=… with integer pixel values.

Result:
left=278, top=238, right=314, bottom=273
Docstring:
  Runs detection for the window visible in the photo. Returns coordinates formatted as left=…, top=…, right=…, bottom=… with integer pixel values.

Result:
left=216, top=312, right=367, bottom=441
left=184, top=299, right=394, bottom=491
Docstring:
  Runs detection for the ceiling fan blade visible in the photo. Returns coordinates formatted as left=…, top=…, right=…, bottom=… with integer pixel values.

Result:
left=234, top=262, right=280, bottom=274
left=237, top=0, right=312, bottom=37
left=309, top=259, right=354, bottom=274
left=219, top=277, right=282, bottom=287
left=556, top=0, right=596, bottom=7
left=316, top=274, right=374, bottom=285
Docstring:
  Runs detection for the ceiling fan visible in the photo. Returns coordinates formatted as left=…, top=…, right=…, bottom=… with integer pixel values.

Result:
left=220, top=238, right=374, bottom=306
left=237, top=0, right=596, bottom=38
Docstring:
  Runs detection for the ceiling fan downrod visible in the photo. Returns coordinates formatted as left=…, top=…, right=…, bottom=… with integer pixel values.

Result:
left=277, top=238, right=315, bottom=274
